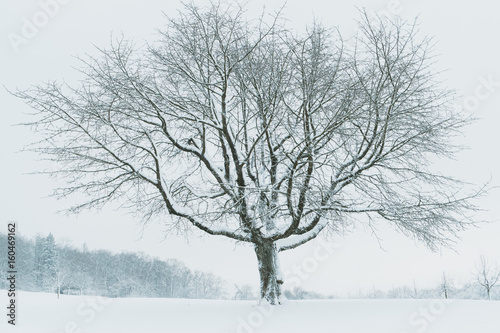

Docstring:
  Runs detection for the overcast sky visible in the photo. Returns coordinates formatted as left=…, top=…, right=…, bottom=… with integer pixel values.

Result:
left=1, top=0, right=499, bottom=297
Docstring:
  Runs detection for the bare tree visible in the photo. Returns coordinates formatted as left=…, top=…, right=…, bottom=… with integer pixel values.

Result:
left=15, top=3, right=481, bottom=304
left=234, top=284, right=256, bottom=300
left=441, top=271, right=452, bottom=299
left=476, top=255, right=500, bottom=300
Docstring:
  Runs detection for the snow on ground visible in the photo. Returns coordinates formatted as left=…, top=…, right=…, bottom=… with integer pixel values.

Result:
left=1, top=290, right=500, bottom=333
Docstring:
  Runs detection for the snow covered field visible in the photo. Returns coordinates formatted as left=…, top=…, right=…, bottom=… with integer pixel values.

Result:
left=1, top=290, right=500, bottom=332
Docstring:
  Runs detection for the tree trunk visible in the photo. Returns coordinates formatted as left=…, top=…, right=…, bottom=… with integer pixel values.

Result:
left=254, top=241, right=282, bottom=305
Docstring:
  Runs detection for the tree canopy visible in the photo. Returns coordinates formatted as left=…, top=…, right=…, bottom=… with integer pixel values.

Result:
left=15, top=2, right=481, bottom=304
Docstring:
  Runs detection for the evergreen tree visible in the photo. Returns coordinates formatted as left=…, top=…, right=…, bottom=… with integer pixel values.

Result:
left=39, top=233, right=58, bottom=291
left=33, top=236, right=45, bottom=289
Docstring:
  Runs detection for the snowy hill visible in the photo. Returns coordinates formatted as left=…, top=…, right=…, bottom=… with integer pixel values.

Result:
left=1, top=290, right=500, bottom=332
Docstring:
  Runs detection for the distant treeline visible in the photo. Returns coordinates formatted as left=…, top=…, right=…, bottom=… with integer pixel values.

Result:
left=0, top=232, right=225, bottom=299
left=352, top=281, right=500, bottom=300
left=1, top=232, right=497, bottom=301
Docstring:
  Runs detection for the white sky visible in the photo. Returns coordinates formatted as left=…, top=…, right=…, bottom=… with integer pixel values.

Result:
left=1, top=0, right=499, bottom=297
